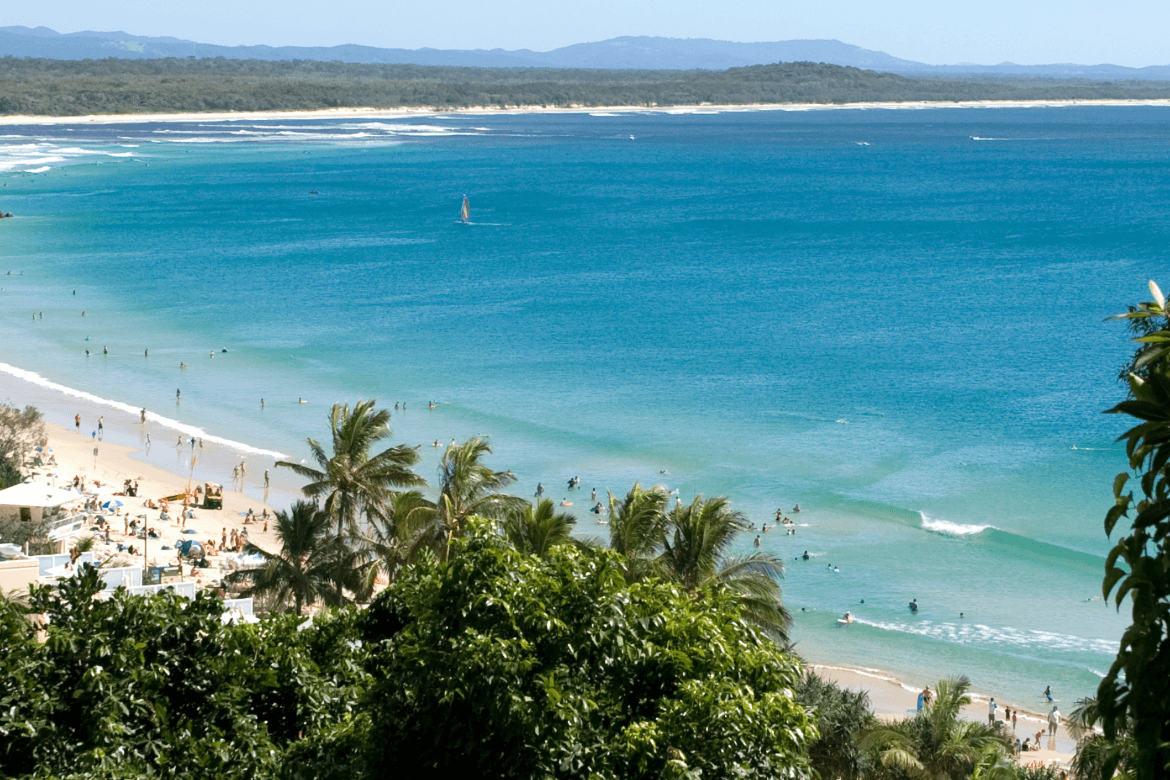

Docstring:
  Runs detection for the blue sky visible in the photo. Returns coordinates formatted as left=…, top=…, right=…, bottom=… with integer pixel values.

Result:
left=9, top=0, right=1168, bottom=67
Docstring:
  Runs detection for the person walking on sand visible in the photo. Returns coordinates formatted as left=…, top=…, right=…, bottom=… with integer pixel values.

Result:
left=140, top=408, right=146, bottom=423
left=1012, top=709, right=1018, bottom=733
left=97, top=416, right=103, bottom=439
left=917, top=689, right=925, bottom=713
left=1048, top=706, right=1060, bottom=738
left=988, top=697, right=997, bottom=725
left=264, top=469, right=269, bottom=489
left=75, top=413, right=81, bottom=433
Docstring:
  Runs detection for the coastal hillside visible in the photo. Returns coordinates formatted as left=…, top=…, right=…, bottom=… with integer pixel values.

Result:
left=2, top=56, right=1170, bottom=115
left=4, top=28, right=1170, bottom=79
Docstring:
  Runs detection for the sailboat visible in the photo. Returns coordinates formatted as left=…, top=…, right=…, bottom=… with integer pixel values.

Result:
left=459, top=195, right=470, bottom=224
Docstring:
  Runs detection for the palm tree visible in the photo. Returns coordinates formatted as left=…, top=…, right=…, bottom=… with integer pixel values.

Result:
left=276, top=399, right=425, bottom=536
left=435, top=436, right=526, bottom=532
left=501, top=498, right=576, bottom=558
left=225, top=500, right=349, bottom=615
left=353, top=489, right=435, bottom=596
left=1066, top=697, right=1137, bottom=780
left=367, top=436, right=526, bottom=565
left=662, top=495, right=791, bottom=641
left=862, top=676, right=1012, bottom=780
left=605, top=482, right=669, bottom=583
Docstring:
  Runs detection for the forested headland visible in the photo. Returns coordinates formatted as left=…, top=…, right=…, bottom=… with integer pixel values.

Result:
left=2, top=56, right=1170, bottom=116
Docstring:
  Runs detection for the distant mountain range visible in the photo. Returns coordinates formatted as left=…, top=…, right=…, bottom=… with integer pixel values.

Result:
left=3, top=27, right=1170, bottom=81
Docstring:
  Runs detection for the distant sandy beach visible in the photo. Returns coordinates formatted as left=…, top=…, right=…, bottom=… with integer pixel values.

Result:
left=1, top=98, right=1169, bottom=126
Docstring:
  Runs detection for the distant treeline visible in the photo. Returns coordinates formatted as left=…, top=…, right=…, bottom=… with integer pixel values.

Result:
left=2, top=56, right=1170, bottom=115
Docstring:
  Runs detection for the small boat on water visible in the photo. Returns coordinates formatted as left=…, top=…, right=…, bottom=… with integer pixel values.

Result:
left=459, top=195, right=470, bottom=224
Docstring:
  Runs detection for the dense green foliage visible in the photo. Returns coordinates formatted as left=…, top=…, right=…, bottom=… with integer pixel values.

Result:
left=0, top=534, right=821, bottom=780
left=0, top=566, right=366, bottom=778
left=1100, top=280, right=1170, bottom=779
left=2, top=57, right=1170, bottom=115
left=361, top=532, right=815, bottom=779
left=796, top=673, right=876, bottom=780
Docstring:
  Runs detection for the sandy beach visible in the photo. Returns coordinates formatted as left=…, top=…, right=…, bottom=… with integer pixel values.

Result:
left=810, top=662, right=1077, bottom=768
left=0, top=97, right=1168, bottom=126
left=17, top=414, right=280, bottom=590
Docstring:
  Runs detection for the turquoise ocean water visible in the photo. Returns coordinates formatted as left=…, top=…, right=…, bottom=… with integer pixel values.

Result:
left=1, top=106, right=1166, bottom=712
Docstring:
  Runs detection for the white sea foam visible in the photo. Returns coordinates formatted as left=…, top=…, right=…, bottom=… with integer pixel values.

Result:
left=853, top=617, right=1119, bottom=656
left=23, top=166, right=52, bottom=173
left=918, top=510, right=992, bottom=536
left=0, top=360, right=287, bottom=459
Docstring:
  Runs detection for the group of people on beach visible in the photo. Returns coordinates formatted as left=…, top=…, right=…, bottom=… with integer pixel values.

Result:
left=984, top=692, right=1062, bottom=755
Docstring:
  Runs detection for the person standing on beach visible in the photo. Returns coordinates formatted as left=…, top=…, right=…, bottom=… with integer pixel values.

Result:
left=75, top=413, right=80, bottom=433
left=917, top=690, right=925, bottom=713
left=140, top=408, right=146, bottom=423
left=1012, top=710, right=1018, bottom=733
left=988, top=697, right=997, bottom=725
left=1048, top=706, right=1060, bottom=738
left=97, top=416, right=103, bottom=440
left=923, top=686, right=934, bottom=707
left=264, top=470, right=269, bottom=490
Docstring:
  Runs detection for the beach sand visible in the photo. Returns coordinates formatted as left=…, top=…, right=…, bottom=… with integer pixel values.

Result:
left=0, top=98, right=1169, bottom=127
left=810, top=663, right=1077, bottom=767
left=20, top=416, right=279, bottom=590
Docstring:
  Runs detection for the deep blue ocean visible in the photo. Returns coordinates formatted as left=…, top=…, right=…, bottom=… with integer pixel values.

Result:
left=1, top=106, right=1166, bottom=712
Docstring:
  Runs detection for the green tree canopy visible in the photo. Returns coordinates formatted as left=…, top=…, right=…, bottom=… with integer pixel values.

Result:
left=360, top=527, right=815, bottom=779
left=1100, top=280, right=1170, bottom=779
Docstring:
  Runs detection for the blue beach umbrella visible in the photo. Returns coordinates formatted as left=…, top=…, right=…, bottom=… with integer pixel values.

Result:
left=101, top=499, right=123, bottom=510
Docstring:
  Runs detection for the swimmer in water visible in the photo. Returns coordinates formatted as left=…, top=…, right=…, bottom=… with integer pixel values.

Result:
left=298, top=398, right=306, bottom=404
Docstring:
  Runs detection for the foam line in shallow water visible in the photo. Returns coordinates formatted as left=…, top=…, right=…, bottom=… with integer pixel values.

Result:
left=0, top=360, right=286, bottom=459
left=851, top=617, right=1119, bottom=656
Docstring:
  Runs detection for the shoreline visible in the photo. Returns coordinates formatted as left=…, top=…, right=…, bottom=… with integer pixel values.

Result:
left=809, top=661, right=1077, bottom=761
left=2, top=98, right=1170, bottom=126
left=0, top=360, right=307, bottom=521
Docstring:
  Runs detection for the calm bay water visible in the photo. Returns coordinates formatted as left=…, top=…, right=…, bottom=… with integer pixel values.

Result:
left=2, top=106, right=1166, bottom=711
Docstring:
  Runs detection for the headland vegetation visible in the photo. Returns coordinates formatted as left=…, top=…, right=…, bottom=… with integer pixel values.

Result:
left=4, top=56, right=1170, bottom=117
